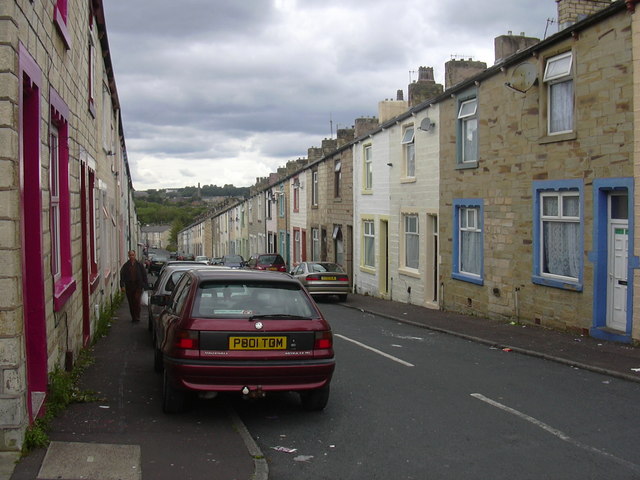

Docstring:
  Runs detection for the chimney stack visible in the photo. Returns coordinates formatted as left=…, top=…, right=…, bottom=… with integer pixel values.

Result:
left=444, top=59, right=487, bottom=90
left=556, top=0, right=612, bottom=30
left=408, top=66, right=443, bottom=108
left=494, top=33, right=540, bottom=64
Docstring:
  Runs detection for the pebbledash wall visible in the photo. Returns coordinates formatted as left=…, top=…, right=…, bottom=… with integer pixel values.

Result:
left=0, top=0, right=136, bottom=451
left=439, top=1, right=639, bottom=342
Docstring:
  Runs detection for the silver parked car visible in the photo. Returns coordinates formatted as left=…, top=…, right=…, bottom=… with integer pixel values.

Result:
left=291, top=262, right=350, bottom=301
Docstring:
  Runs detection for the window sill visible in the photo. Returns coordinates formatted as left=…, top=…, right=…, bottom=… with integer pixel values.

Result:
left=53, top=8, right=72, bottom=50
left=539, top=131, right=576, bottom=144
left=532, top=275, right=582, bottom=291
left=400, top=177, right=416, bottom=184
left=399, top=267, right=420, bottom=279
left=455, top=162, right=478, bottom=170
left=90, top=271, right=100, bottom=293
left=359, top=265, right=376, bottom=275
left=452, top=272, right=483, bottom=285
left=361, top=190, right=373, bottom=195
left=53, top=276, right=77, bottom=311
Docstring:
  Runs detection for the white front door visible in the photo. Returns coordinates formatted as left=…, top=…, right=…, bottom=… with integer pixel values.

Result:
left=606, top=194, right=629, bottom=331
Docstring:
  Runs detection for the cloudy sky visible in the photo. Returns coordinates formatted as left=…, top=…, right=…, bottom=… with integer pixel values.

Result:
left=102, top=0, right=559, bottom=191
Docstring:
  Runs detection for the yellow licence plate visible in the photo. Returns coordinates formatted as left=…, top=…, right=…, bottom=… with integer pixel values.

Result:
left=229, top=336, right=287, bottom=350
left=321, top=276, right=337, bottom=281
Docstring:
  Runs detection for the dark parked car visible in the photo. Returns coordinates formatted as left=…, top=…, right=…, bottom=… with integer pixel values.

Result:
left=152, top=269, right=335, bottom=413
left=147, top=263, right=226, bottom=333
left=149, top=254, right=170, bottom=275
left=245, top=253, right=287, bottom=272
left=291, top=262, right=350, bottom=301
left=219, top=254, right=245, bottom=268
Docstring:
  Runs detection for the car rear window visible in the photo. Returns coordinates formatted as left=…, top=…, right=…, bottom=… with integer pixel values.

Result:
left=258, top=255, right=281, bottom=264
left=310, top=263, right=344, bottom=273
left=193, top=281, right=318, bottom=319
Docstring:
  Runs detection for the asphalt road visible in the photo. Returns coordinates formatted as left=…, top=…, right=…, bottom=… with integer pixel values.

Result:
left=233, top=301, right=640, bottom=480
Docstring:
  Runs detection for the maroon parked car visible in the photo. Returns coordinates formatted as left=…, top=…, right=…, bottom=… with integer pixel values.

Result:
left=245, top=253, right=287, bottom=272
left=152, top=269, right=335, bottom=413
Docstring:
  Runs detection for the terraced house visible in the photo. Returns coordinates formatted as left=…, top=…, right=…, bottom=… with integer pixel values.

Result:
left=439, top=0, right=638, bottom=343
left=177, top=0, right=640, bottom=344
left=1, top=0, right=137, bottom=452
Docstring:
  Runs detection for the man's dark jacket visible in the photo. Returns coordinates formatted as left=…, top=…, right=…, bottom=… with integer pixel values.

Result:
left=120, top=260, right=148, bottom=290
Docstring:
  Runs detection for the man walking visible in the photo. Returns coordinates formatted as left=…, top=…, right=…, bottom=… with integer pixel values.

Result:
left=120, top=250, right=148, bottom=323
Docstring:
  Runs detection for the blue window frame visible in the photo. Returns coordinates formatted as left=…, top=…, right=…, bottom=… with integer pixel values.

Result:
left=453, top=199, right=483, bottom=285
left=532, top=179, right=583, bottom=291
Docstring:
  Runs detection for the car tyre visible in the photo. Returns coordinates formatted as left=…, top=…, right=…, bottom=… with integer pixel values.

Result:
left=300, top=385, right=330, bottom=411
left=162, top=370, right=186, bottom=414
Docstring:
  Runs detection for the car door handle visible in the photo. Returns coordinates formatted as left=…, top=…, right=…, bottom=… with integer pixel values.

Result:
left=618, top=280, right=628, bottom=286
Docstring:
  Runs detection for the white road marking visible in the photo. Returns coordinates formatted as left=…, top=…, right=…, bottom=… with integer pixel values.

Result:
left=335, top=334, right=414, bottom=367
left=471, top=393, right=640, bottom=473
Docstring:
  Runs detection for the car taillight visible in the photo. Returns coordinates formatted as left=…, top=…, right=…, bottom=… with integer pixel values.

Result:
left=175, top=330, right=199, bottom=350
left=314, top=331, right=333, bottom=350
left=278, top=265, right=287, bottom=272
left=307, top=275, right=321, bottom=281
left=337, top=275, right=349, bottom=282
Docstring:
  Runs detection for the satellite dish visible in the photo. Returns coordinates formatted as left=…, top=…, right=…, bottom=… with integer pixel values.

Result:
left=506, top=62, right=537, bottom=93
left=418, top=117, right=435, bottom=132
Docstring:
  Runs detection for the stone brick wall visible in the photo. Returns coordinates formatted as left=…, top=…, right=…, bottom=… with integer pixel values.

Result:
left=439, top=9, right=633, bottom=334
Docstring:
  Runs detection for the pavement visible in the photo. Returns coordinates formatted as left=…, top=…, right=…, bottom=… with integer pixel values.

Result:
left=3, top=293, right=640, bottom=480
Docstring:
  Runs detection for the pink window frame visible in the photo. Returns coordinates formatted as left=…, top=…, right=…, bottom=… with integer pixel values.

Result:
left=50, top=88, right=76, bottom=311
left=53, top=0, right=71, bottom=49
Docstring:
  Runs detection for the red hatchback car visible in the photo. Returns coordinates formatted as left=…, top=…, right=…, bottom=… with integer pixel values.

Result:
left=153, top=269, right=335, bottom=413
left=245, top=253, right=287, bottom=272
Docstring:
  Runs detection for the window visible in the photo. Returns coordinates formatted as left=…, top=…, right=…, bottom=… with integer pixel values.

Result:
left=544, top=52, right=573, bottom=135
left=294, top=229, right=301, bottom=264
left=364, top=145, right=372, bottom=190
left=293, top=178, right=300, bottom=212
left=278, top=187, right=285, bottom=217
left=50, top=126, right=61, bottom=280
left=312, top=228, right=320, bottom=261
left=334, top=160, right=342, bottom=198
left=533, top=180, right=582, bottom=289
left=50, top=88, right=76, bottom=309
left=404, top=214, right=419, bottom=269
left=312, top=170, right=318, bottom=206
left=453, top=200, right=483, bottom=284
left=88, top=36, right=96, bottom=116
left=363, top=220, right=375, bottom=268
left=401, top=126, right=415, bottom=177
left=457, top=97, right=478, bottom=165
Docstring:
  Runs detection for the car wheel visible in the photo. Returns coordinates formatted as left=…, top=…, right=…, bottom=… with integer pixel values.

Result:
left=338, top=294, right=348, bottom=302
left=162, top=370, right=185, bottom=414
left=300, top=385, right=330, bottom=411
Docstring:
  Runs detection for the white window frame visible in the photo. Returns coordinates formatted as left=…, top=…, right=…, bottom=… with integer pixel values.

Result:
left=312, top=170, right=318, bottom=206
left=363, top=220, right=375, bottom=268
left=544, top=51, right=573, bottom=135
left=50, top=125, right=61, bottom=281
left=459, top=206, right=482, bottom=278
left=401, top=126, right=415, bottom=177
left=404, top=214, right=419, bottom=269
left=539, top=190, right=580, bottom=282
left=312, top=228, right=320, bottom=261
left=364, top=145, right=373, bottom=190
left=458, top=98, right=478, bottom=164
